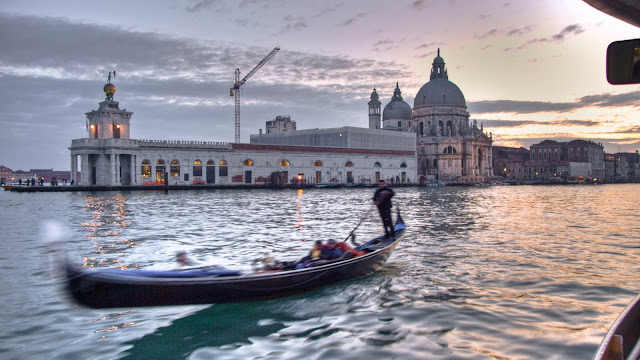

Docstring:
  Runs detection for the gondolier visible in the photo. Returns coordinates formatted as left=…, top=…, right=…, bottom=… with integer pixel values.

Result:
left=373, top=180, right=395, bottom=239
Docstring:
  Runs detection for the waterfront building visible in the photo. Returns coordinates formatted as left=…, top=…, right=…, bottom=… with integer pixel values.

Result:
left=528, top=139, right=605, bottom=182
left=605, top=151, right=640, bottom=183
left=0, top=165, right=13, bottom=183
left=12, top=170, right=35, bottom=182
left=492, top=146, right=530, bottom=181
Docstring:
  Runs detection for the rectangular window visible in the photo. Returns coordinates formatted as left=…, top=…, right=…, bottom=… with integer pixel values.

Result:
left=184, top=173, right=189, bottom=181
left=141, top=165, right=151, bottom=177
left=193, top=165, right=202, bottom=177
left=113, top=124, right=120, bottom=139
left=219, top=166, right=228, bottom=177
left=170, top=165, right=180, bottom=177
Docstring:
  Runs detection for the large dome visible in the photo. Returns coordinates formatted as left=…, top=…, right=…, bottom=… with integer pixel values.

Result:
left=413, top=49, right=466, bottom=108
left=383, top=83, right=412, bottom=120
left=414, top=78, right=466, bottom=107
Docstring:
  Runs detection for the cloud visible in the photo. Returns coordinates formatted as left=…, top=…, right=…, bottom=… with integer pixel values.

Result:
left=468, top=90, right=640, bottom=114
left=185, top=0, right=221, bottom=12
left=342, top=12, right=366, bottom=27
left=506, top=24, right=585, bottom=51
left=506, top=25, right=534, bottom=37
left=411, top=0, right=427, bottom=9
left=475, top=29, right=498, bottom=40
left=275, top=15, right=308, bottom=34
left=478, top=119, right=602, bottom=129
left=551, top=24, right=584, bottom=42
left=616, top=125, right=640, bottom=134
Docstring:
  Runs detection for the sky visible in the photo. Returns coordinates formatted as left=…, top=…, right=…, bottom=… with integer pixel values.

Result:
left=1, top=0, right=639, bottom=171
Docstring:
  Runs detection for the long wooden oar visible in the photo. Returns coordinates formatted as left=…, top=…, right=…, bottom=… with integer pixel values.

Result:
left=344, top=206, right=375, bottom=246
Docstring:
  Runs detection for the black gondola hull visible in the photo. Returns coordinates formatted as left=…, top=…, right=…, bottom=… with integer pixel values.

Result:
left=65, top=216, right=405, bottom=308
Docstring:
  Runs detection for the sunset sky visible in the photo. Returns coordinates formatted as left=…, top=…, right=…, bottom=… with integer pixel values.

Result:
left=1, top=0, right=639, bottom=171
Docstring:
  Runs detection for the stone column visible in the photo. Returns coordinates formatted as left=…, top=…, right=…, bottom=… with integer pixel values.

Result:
left=130, top=154, right=136, bottom=185
left=115, top=153, right=121, bottom=185
left=109, top=153, right=115, bottom=186
left=70, top=154, right=76, bottom=185
left=81, top=154, right=90, bottom=185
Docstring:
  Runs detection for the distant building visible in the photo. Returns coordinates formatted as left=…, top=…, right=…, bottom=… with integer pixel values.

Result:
left=492, top=146, right=529, bottom=181
left=527, top=139, right=605, bottom=182
left=29, top=169, right=75, bottom=183
left=0, top=165, right=13, bottom=183
left=12, top=170, right=35, bottom=182
left=605, top=151, right=640, bottom=183
left=264, top=115, right=296, bottom=134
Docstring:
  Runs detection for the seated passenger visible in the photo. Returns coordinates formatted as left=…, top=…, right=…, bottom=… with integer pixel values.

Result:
left=320, top=239, right=344, bottom=260
left=334, top=241, right=366, bottom=257
left=176, top=251, right=195, bottom=267
left=295, top=240, right=323, bottom=268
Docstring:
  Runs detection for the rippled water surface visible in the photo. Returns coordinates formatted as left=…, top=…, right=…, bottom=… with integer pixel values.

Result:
left=1, top=185, right=639, bottom=359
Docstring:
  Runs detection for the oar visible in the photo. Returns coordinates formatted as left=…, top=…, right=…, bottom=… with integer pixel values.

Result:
left=345, top=206, right=374, bottom=246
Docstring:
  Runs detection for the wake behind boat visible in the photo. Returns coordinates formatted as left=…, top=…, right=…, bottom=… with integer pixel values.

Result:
left=65, top=212, right=406, bottom=308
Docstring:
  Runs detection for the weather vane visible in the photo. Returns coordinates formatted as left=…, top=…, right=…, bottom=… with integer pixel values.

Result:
left=108, top=70, right=116, bottom=83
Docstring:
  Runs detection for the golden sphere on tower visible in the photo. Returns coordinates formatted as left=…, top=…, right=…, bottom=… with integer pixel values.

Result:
left=104, top=83, right=116, bottom=95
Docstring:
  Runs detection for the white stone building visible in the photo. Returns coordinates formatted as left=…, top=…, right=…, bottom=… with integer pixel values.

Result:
left=70, top=82, right=417, bottom=187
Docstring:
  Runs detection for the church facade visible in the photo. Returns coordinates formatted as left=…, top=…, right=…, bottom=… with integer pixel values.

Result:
left=369, top=50, right=493, bottom=182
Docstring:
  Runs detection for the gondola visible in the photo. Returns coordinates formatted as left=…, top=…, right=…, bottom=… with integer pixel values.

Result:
left=593, top=293, right=640, bottom=360
left=65, top=211, right=406, bottom=308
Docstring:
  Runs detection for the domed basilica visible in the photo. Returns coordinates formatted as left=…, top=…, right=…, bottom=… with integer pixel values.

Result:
left=368, top=50, right=493, bottom=182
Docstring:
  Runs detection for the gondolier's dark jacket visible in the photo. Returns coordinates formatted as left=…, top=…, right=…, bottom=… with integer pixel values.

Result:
left=373, top=187, right=395, bottom=210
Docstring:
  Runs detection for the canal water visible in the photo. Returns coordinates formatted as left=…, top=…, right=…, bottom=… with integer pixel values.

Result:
left=1, top=185, right=639, bottom=359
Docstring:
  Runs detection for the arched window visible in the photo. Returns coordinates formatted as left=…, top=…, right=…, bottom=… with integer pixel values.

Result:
left=400, top=162, right=407, bottom=168
left=443, top=146, right=457, bottom=154
left=280, top=160, right=290, bottom=166
left=314, top=160, right=323, bottom=167
left=156, top=159, right=165, bottom=165
left=243, top=159, right=254, bottom=166
left=219, top=160, right=228, bottom=177
left=419, top=122, right=424, bottom=136
left=374, top=162, right=381, bottom=168
left=141, top=159, right=151, bottom=178
left=193, top=160, right=202, bottom=177
left=345, top=161, right=353, bottom=167
left=170, top=160, right=180, bottom=177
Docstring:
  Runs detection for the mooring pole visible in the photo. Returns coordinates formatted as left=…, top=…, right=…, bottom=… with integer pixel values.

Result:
left=164, top=172, right=169, bottom=194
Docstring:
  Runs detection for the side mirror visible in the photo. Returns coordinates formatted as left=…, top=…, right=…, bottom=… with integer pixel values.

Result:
left=607, top=38, right=640, bottom=85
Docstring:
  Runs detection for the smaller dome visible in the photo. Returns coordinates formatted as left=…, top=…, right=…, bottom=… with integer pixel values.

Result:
left=433, top=55, right=444, bottom=64
left=383, top=83, right=412, bottom=120
left=370, top=88, right=379, bottom=100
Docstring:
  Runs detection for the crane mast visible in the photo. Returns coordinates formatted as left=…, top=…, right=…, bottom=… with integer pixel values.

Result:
left=231, top=47, right=280, bottom=143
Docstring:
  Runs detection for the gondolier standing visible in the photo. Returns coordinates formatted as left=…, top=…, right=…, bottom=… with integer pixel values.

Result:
left=373, top=180, right=395, bottom=239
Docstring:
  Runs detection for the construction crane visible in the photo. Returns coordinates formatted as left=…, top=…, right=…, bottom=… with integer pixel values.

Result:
left=230, top=47, right=280, bottom=143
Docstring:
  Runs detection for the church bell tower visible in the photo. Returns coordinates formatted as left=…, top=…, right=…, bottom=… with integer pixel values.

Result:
left=368, top=88, right=381, bottom=129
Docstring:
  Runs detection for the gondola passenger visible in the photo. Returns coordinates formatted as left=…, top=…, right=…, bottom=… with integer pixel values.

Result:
left=321, top=239, right=344, bottom=260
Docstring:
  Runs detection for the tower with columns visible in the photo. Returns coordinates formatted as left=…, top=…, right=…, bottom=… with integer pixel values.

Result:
left=70, top=75, right=137, bottom=186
